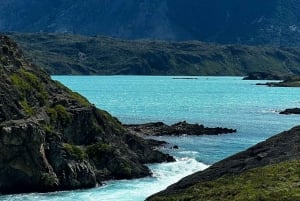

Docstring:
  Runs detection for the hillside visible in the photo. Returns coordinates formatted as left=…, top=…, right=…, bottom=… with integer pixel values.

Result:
left=147, top=126, right=300, bottom=200
left=9, top=32, right=300, bottom=76
left=1, top=0, right=300, bottom=46
left=0, top=34, right=173, bottom=194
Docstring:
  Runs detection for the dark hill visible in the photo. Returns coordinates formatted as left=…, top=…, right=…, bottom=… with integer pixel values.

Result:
left=1, top=0, right=300, bottom=46
left=147, top=125, right=300, bottom=200
left=8, top=33, right=300, bottom=76
left=0, top=34, right=173, bottom=194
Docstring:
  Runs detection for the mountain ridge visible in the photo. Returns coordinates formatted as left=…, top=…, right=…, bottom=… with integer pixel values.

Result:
left=9, top=32, right=300, bottom=76
left=1, top=0, right=300, bottom=46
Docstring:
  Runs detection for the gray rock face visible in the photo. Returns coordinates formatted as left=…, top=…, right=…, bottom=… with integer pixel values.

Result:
left=0, top=121, right=59, bottom=193
left=0, top=35, right=174, bottom=194
left=1, top=0, right=300, bottom=46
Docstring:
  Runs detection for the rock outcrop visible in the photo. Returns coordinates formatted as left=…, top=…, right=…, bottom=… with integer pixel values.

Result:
left=147, top=125, right=300, bottom=200
left=0, top=35, right=174, bottom=194
left=243, top=72, right=288, bottom=80
left=258, top=76, right=300, bottom=87
left=280, top=108, right=300, bottom=115
left=125, top=121, right=236, bottom=137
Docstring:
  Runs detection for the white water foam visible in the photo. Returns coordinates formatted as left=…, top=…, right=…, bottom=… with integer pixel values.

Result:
left=0, top=158, right=208, bottom=201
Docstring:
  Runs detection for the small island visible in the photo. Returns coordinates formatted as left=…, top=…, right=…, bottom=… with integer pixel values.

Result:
left=280, top=108, right=300, bottom=115
left=257, top=76, right=300, bottom=87
left=125, top=121, right=236, bottom=137
left=243, top=72, right=289, bottom=80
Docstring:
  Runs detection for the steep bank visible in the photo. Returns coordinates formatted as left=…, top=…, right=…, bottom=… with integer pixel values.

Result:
left=147, top=125, right=300, bottom=200
left=0, top=35, right=173, bottom=194
left=8, top=32, right=300, bottom=76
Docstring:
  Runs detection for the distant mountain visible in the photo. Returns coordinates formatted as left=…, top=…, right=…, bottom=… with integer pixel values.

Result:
left=9, top=32, right=300, bottom=76
left=1, top=0, right=300, bottom=46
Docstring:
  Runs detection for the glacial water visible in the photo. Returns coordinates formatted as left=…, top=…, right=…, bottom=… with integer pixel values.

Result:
left=2, top=76, right=300, bottom=201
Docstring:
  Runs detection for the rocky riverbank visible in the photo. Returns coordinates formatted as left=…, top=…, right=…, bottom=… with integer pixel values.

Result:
left=147, top=125, right=300, bottom=200
left=125, top=121, right=236, bottom=137
left=0, top=35, right=174, bottom=195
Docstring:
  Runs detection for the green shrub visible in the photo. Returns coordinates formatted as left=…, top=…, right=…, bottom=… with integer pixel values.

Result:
left=40, top=173, right=58, bottom=187
left=11, top=73, right=31, bottom=92
left=86, top=143, right=113, bottom=159
left=20, top=99, right=34, bottom=115
left=63, top=143, right=86, bottom=160
left=10, top=69, right=49, bottom=105
left=55, top=80, right=89, bottom=106
left=47, top=104, right=71, bottom=125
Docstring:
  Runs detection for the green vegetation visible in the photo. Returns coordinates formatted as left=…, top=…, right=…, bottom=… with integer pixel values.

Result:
left=20, top=99, right=34, bottom=115
left=0, top=34, right=172, bottom=194
left=63, top=143, right=86, bottom=160
left=70, top=91, right=90, bottom=106
left=10, top=68, right=49, bottom=105
left=40, top=173, right=58, bottom=187
left=10, top=72, right=31, bottom=92
left=97, top=109, right=124, bottom=133
left=9, top=33, right=300, bottom=76
left=119, top=162, right=132, bottom=177
left=150, top=160, right=300, bottom=201
left=54, top=80, right=90, bottom=106
left=85, top=143, right=113, bottom=159
left=46, top=104, right=71, bottom=125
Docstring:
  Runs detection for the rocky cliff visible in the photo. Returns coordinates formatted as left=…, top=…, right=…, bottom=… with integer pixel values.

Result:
left=147, top=125, right=300, bottom=200
left=0, top=35, right=173, bottom=194
left=1, top=0, right=300, bottom=46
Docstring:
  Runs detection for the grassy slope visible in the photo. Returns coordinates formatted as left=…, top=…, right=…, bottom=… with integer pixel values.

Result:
left=8, top=32, right=300, bottom=76
left=150, top=160, right=300, bottom=201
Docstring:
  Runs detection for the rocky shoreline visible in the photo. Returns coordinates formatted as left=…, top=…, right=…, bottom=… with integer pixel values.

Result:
left=147, top=125, right=300, bottom=200
left=0, top=35, right=175, bottom=195
left=125, top=121, right=236, bottom=137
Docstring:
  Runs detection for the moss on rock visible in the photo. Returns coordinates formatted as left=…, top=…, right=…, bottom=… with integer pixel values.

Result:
left=63, top=143, right=86, bottom=161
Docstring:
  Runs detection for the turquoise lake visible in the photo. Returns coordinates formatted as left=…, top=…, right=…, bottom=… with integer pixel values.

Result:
left=2, top=76, right=300, bottom=201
